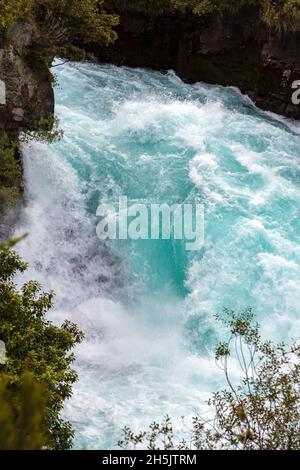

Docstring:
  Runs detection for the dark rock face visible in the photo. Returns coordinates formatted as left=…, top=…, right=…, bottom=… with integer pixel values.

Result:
left=98, top=7, right=300, bottom=119
left=0, top=20, right=54, bottom=137
left=0, top=20, right=54, bottom=232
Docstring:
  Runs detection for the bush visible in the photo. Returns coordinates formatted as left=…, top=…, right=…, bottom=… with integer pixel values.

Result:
left=119, top=308, right=300, bottom=450
left=0, top=240, right=84, bottom=449
left=172, top=0, right=300, bottom=31
left=0, top=0, right=32, bottom=30
left=0, top=1, right=119, bottom=60
left=0, top=370, right=47, bottom=450
left=261, top=0, right=300, bottom=32
left=33, top=0, right=119, bottom=47
left=0, top=133, right=22, bottom=217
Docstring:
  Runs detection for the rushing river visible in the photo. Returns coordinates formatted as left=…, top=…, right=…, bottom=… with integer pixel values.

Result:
left=15, top=62, right=300, bottom=449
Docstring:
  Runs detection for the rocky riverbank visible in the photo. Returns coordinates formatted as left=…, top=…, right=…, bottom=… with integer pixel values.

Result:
left=0, top=20, right=54, bottom=138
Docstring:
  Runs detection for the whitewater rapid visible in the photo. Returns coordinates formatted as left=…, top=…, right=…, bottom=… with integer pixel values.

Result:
left=14, top=63, right=300, bottom=449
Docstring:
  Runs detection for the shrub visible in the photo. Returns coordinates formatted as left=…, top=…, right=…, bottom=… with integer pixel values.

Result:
left=0, top=370, right=47, bottom=450
left=0, top=133, right=22, bottom=217
left=261, top=0, right=300, bottom=32
left=0, top=1, right=119, bottom=59
left=0, top=0, right=33, bottom=30
left=172, top=0, right=300, bottom=31
left=119, top=308, right=300, bottom=450
left=33, top=0, right=119, bottom=47
left=0, top=240, right=84, bottom=449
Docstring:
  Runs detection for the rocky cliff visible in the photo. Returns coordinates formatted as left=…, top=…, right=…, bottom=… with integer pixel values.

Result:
left=97, top=5, right=300, bottom=119
left=0, top=20, right=54, bottom=138
left=0, top=20, right=54, bottom=234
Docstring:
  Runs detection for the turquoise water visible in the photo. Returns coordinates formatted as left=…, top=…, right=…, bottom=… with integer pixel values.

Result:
left=15, top=62, right=300, bottom=449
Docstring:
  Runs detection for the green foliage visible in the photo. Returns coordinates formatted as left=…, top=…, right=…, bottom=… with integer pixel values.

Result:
left=119, top=0, right=300, bottom=31
left=261, top=0, right=300, bottom=32
left=1, top=0, right=299, bottom=51
left=0, top=133, right=22, bottom=217
left=33, top=0, right=119, bottom=47
left=0, top=242, right=84, bottom=449
left=0, top=370, right=47, bottom=450
left=171, top=0, right=217, bottom=15
left=0, top=234, right=28, bottom=250
left=1, top=0, right=119, bottom=59
left=21, top=115, right=63, bottom=144
left=174, top=0, right=300, bottom=31
left=0, top=0, right=32, bottom=30
left=119, top=308, right=300, bottom=450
